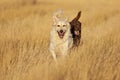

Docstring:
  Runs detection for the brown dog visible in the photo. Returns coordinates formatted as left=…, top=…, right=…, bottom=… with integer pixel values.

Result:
left=70, top=11, right=81, bottom=47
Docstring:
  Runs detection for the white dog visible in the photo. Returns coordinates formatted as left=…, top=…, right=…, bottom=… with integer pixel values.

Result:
left=49, top=10, right=73, bottom=62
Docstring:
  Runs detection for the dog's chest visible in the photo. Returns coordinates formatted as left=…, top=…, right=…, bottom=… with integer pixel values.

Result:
left=54, top=38, right=68, bottom=49
left=55, top=42, right=68, bottom=55
left=53, top=36, right=68, bottom=54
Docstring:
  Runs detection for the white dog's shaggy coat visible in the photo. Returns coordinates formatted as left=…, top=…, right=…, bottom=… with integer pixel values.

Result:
left=49, top=10, right=73, bottom=62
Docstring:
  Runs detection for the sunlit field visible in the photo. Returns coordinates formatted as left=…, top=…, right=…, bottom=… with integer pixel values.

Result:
left=0, top=0, right=120, bottom=80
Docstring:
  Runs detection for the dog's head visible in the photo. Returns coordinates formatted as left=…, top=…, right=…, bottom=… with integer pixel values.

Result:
left=70, top=21, right=81, bottom=36
left=52, top=10, right=70, bottom=39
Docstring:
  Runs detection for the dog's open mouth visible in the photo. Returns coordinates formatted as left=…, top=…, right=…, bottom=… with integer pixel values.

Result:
left=57, top=30, right=66, bottom=39
left=74, top=31, right=79, bottom=35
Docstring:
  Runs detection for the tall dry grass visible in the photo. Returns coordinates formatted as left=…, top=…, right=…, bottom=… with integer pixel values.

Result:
left=0, top=0, right=120, bottom=80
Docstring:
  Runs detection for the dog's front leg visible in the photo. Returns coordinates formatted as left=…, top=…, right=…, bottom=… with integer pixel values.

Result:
left=61, top=49, right=68, bottom=60
left=61, top=46, right=68, bottom=56
left=50, top=50, right=57, bottom=63
left=49, top=43, right=57, bottom=63
left=52, top=51, right=57, bottom=63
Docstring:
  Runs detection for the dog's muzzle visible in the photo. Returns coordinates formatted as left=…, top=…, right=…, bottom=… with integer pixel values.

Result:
left=57, top=30, right=66, bottom=39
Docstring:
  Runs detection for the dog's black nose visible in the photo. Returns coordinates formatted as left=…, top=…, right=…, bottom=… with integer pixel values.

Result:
left=60, top=30, right=63, bottom=33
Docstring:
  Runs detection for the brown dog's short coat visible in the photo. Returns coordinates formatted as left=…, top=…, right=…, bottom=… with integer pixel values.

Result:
left=70, top=11, right=81, bottom=47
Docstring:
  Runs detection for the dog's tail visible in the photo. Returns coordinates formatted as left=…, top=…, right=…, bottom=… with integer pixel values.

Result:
left=72, top=11, right=81, bottom=22
left=53, top=10, right=62, bottom=19
left=53, top=10, right=63, bottom=24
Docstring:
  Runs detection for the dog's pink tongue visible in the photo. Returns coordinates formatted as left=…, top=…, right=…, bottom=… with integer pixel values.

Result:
left=60, top=32, right=64, bottom=36
left=59, top=33, right=64, bottom=39
left=74, top=31, right=79, bottom=35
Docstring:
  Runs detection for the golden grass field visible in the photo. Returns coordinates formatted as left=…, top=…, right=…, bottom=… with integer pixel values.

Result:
left=0, top=0, right=120, bottom=80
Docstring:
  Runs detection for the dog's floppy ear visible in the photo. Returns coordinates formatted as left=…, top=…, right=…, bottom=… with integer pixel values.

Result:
left=53, top=10, right=62, bottom=25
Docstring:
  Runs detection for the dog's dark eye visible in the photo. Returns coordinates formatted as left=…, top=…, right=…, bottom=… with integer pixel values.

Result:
left=63, top=25, right=66, bottom=27
left=57, top=25, right=60, bottom=27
